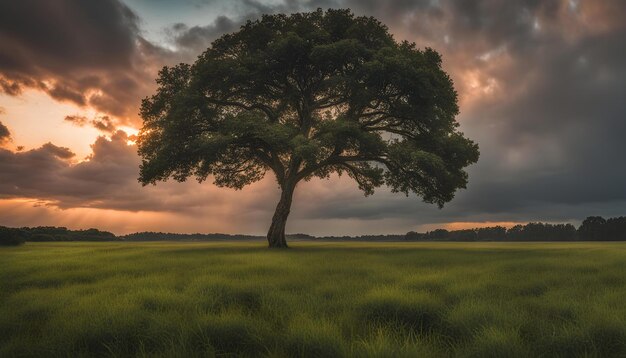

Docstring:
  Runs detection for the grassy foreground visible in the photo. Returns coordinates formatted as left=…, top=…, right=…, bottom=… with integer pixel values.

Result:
left=2, top=242, right=626, bottom=357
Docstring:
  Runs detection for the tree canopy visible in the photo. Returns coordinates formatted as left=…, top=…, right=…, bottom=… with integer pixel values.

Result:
left=138, top=9, right=479, bottom=248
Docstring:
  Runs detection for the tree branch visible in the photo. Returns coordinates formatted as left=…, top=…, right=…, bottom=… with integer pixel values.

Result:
left=208, top=98, right=278, bottom=122
left=294, top=153, right=386, bottom=182
left=338, top=162, right=370, bottom=190
left=364, top=125, right=415, bottom=138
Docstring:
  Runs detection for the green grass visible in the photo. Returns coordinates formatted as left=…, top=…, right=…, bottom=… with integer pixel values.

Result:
left=2, top=241, right=626, bottom=357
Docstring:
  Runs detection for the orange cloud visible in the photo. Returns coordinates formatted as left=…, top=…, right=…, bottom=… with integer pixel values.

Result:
left=433, top=221, right=523, bottom=231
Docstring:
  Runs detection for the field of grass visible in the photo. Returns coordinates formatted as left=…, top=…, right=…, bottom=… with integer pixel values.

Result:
left=2, top=241, right=626, bottom=357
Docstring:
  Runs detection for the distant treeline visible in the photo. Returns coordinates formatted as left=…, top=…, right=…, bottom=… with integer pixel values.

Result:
left=1, top=216, right=626, bottom=246
left=26, top=227, right=117, bottom=241
left=313, top=234, right=407, bottom=241
left=0, top=227, right=311, bottom=246
left=0, top=227, right=263, bottom=246
left=0, top=226, right=117, bottom=246
left=122, top=232, right=321, bottom=241
left=406, top=216, right=626, bottom=242
left=122, top=232, right=264, bottom=241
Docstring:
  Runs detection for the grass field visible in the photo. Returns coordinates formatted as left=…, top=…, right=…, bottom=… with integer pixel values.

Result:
left=2, top=241, right=626, bottom=357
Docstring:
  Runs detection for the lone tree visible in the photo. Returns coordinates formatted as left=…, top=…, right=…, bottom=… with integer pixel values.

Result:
left=138, top=9, right=479, bottom=248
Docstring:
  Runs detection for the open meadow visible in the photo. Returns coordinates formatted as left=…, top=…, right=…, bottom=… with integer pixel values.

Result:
left=2, top=241, right=626, bottom=357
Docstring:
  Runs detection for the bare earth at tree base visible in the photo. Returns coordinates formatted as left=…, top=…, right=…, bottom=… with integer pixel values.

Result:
left=2, top=241, right=626, bottom=357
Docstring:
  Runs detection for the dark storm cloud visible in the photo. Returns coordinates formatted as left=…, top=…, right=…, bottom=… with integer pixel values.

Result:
left=170, top=16, right=238, bottom=52
left=0, top=0, right=161, bottom=123
left=439, top=1, right=626, bottom=222
left=166, top=0, right=335, bottom=55
left=0, top=143, right=76, bottom=202
left=0, top=0, right=137, bottom=73
left=282, top=0, right=626, bottom=225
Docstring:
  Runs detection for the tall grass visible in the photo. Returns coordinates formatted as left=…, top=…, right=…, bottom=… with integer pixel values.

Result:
left=1, top=241, right=626, bottom=357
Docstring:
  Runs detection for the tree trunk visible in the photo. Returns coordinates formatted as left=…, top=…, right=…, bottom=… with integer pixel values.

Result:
left=267, top=181, right=296, bottom=248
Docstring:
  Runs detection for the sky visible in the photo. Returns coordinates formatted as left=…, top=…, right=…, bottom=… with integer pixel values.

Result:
left=0, top=0, right=625, bottom=235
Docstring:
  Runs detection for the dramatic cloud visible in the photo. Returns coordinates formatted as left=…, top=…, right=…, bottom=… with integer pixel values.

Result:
left=286, top=0, right=626, bottom=226
left=169, top=16, right=238, bottom=54
left=0, top=132, right=150, bottom=210
left=0, top=107, right=8, bottom=144
left=63, top=115, right=89, bottom=126
left=65, top=115, right=117, bottom=133
left=0, top=131, right=279, bottom=216
left=0, top=120, right=10, bottom=144
left=0, top=0, right=165, bottom=124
